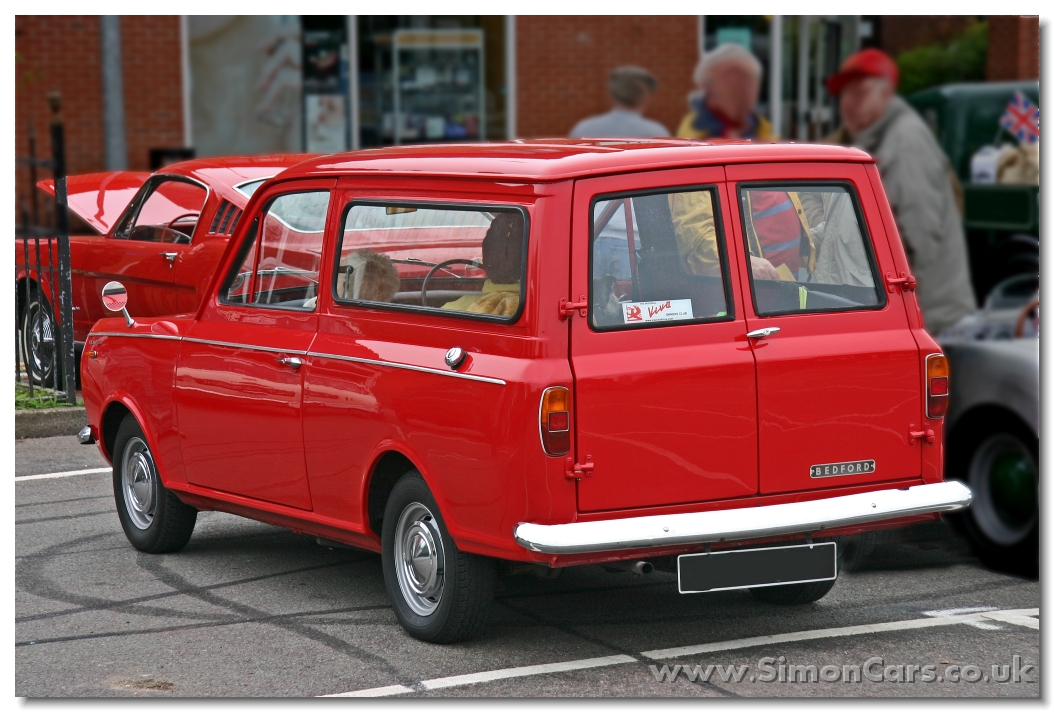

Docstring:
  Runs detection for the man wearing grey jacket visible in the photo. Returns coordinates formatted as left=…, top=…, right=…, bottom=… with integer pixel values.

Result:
left=826, top=49, right=976, bottom=334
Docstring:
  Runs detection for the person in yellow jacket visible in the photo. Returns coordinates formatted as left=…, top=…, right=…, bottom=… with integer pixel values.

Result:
left=667, top=189, right=813, bottom=281
left=676, top=43, right=774, bottom=141
left=443, top=212, right=524, bottom=317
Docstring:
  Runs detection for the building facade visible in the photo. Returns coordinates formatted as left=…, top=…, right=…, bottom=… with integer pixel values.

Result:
left=15, top=15, right=1040, bottom=217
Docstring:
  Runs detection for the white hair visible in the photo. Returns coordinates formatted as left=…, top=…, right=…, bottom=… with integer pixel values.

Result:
left=693, top=43, right=763, bottom=89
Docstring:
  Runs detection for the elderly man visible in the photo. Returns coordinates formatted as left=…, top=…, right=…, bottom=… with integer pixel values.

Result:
left=826, top=49, right=976, bottom=334
left=570, top=66, right=670, bottom=138
left=677, top=43, right=772, bottom=140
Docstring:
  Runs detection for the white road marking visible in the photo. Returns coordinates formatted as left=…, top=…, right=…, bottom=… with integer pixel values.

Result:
left=924, top=606, right=1003, bottom=630
left=981, top=610, right=1040, bottom=630
left=325, top=608, right=1039, bottom=697
left=15, top=467, right=111, bottom=482
left=326, top=684, right=416, bottom=697
left=642, top=608, right=1038, bottom=660
left=421, top=654, right=637, bottom=691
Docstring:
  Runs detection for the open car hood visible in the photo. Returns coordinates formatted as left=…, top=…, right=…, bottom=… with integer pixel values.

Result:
left=37, top=171, right=151, bottom=234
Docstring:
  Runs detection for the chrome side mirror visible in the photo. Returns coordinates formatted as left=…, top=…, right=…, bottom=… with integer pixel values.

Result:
left=102, top=281, right=134, bottom=327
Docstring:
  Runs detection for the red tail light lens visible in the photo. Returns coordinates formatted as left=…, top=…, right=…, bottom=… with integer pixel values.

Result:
left=926, top=353, right=949, bottom=419
left=540, top=386, right=570, bottom=456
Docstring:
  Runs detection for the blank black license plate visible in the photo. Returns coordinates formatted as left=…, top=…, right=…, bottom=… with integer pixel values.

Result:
left=678, top=542, right=837, bottom=594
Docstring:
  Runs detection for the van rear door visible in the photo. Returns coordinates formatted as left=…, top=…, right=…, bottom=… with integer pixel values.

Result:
left=569, top=168, right=759, bottom=513
left=726, top=163, right=923, bottom=494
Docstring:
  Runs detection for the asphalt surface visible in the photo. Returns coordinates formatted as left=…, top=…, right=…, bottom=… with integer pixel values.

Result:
left=16, top=435, right=1040, bottom=697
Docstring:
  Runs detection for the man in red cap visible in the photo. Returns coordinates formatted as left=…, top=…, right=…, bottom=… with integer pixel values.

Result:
left=826, top=49, right=975, bottom=334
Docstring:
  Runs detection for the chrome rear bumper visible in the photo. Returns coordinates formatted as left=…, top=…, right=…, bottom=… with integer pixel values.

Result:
left=514, top=481, right=972, bottom=555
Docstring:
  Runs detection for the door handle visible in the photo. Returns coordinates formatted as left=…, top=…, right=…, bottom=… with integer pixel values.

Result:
left=746, top=327, right=781, bottom=339
left=162, top=252, right=178, bottom=267
left=276, top=356, right=303, bottom=369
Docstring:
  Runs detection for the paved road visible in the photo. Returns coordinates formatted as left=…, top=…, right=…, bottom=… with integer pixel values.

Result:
left=16, top=436, right=1039, bottom=697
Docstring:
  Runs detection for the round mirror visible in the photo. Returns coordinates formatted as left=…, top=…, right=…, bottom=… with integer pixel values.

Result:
left=102, top=281, right=128, bottom=313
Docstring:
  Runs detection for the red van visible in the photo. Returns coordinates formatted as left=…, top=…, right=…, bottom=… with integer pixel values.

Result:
left=79, top=139, right=970, bottom=643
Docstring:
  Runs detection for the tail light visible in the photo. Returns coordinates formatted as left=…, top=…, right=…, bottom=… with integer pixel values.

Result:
left=926, top=353, right=949, bottom=419
left=539, top=386, right=570, bottom=456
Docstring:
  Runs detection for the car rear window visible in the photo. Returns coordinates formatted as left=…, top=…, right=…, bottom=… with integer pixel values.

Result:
left=737, top=183, right=885, bottom=316
left=589, top=187, right=733, bottom=330
left=333, top=203, right=529, bottom=323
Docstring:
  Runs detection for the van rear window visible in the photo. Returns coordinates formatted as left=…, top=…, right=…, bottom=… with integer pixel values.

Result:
left=590, top=187, right=733, bottom=330
left=737, top=184, right=885, bottom=316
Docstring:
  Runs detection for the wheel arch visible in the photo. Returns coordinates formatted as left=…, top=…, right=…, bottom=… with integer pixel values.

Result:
left=363, top=446, right=431, bottom=539
left=946, top=403, right=1038, bottom=480
left=99, top=395, right=163, bottom=472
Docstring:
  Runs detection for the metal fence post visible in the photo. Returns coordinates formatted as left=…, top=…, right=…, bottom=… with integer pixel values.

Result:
left=49, top=91, right=78, bottom=403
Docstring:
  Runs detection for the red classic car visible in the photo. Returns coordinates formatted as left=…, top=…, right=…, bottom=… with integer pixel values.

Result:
left=15, top=154, right=312, bottom=384
left=80, top=139, right=971, bottom=643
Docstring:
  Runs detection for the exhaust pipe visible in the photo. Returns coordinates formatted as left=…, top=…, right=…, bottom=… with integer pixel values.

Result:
left=604, top=560, right=654, bottom=576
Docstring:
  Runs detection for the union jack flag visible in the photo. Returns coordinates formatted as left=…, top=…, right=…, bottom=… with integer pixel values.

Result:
left=999, top=91, right=1040, bottom=144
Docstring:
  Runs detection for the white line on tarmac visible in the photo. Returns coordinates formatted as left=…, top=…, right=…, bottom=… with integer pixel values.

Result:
left=923, top=606, right=1003, bottom=627
left=326, top=608, right=1039, bottom=697
left=323, top=655, right=636, bottom=697
left=15, top=467, right=111, bottom=481
left=641, top=608, right=1039, bottom=660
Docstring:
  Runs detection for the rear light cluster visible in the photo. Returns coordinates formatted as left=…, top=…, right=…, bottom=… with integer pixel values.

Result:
left=926, top=353, right=949, bottom=419
left=539, top=386, right=570, bottom=456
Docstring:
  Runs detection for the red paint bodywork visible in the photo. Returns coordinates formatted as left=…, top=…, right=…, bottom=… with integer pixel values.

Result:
left=81, top=139, right=947, bottom=567
left=16, top=155, right=313, bottom=345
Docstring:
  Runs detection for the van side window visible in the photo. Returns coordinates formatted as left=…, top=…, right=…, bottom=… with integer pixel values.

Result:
left=220, top=191, right=330, bottom=310
left=334, top=204, right=528, bottom=323
left=590, top=187, right=732, bottom=330
left=737, top=184, right=884, bottom=316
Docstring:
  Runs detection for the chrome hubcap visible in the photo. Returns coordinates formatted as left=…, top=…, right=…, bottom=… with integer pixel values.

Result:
left=24, top=302, right=55, bottom=379
left=121, top=436, right=157, bottom=530
left=968, top=433, right=1037, bottom=547
left=394, top=502, right=445, bottom=616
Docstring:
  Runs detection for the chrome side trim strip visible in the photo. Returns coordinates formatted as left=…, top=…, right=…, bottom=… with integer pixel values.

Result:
left=88, top=334, right=505, bottom=384
left=182, top=337, right=309, bottom=356
left=514, top=481, right=972, bottom=555
left=90, top=332, right=183, bottom=341
left=308, top=351, right=506, bottom=386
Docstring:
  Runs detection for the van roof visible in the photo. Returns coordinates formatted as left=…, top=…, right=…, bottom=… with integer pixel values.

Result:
left=279, top=139, right=873, bottom=183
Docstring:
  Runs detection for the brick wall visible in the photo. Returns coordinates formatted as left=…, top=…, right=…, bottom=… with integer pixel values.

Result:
left=15, top=16, right=104, bottom=217
left=515, top=16, right=699, bottom=139
left=120, top=16, right=186, bottom=171
left=986, top=16, right=1039, bottom=81
left=14, top=16, right=185, bottom=219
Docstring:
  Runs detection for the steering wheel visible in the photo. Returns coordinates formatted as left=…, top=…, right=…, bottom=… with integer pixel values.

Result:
left=166, top=212, right=200, bottom=230
left=421, top=258, right=483, bottom=306
left=1014, top=296, right=1039, bottom=338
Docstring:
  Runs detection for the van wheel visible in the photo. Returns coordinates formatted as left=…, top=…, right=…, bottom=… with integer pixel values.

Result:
left=950, top=416, right=1038, bottom=575
left=20, top=286, right=62, bottom=388
left=113, top=414, right=197, bottom=553
left=750, top=578, right=836, bottom=605
left=381, top=472, right=495, bottom=643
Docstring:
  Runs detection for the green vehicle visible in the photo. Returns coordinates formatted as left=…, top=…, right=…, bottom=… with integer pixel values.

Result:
left=908, top=81, right=1039, bottom=304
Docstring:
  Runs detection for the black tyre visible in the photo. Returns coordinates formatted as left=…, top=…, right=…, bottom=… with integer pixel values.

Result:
left=949, top=415, right=1038, bottom=575
left=113, top=414, right=197, bottom=554
left=750, top=578, right=836, bottom=605
left=381, top=472, right=496, bottom=643
left=836, top=531, right=877, bottom=573
left=20, top=286, right=62, bottom=388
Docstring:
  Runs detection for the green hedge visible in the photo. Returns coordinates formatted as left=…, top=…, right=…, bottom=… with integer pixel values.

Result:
left=897, top=22, right=988, bottom=97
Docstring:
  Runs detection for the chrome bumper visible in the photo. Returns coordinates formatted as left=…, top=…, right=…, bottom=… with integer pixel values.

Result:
left=514, top=481, right=972, bottom=555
